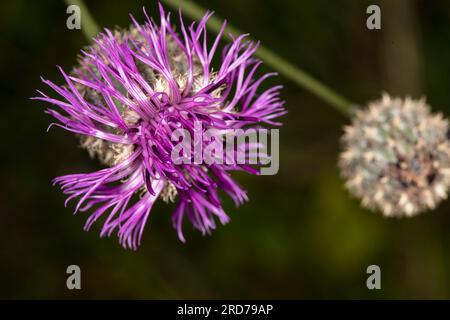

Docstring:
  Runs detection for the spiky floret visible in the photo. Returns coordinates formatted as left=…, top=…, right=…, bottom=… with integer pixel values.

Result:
left=34, top=5, right=286, bottom=249
left=339, top=94, right=450, bottom=217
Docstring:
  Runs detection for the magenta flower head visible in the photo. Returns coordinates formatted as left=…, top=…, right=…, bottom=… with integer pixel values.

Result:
left=34, top=4, right=285, bottom=249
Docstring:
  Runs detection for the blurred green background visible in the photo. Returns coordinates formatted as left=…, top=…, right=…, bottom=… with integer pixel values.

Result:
left=2, top=0, right=450, bottom=299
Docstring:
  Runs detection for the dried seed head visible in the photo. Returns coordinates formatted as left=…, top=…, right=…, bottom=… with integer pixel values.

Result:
left=339, top=94, right=450, bottom=217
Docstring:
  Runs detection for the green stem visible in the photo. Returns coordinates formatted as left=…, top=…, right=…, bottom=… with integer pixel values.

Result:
left=64, top=0, right=100, bottom=41
left=65, top=0, right=355, bottom=115
left=163, top=0, right=355, bottom=115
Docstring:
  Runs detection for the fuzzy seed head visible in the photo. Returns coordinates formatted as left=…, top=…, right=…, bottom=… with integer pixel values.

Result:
left=339, top=94, right=450, bottom=217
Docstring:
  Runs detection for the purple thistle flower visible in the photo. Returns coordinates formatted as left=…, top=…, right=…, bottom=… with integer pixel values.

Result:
left=34, top=4, right=285, bottom=249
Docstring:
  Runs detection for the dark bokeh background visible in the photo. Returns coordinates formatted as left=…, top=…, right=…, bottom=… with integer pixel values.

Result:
left=2, top=0, right=450, bottom=299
